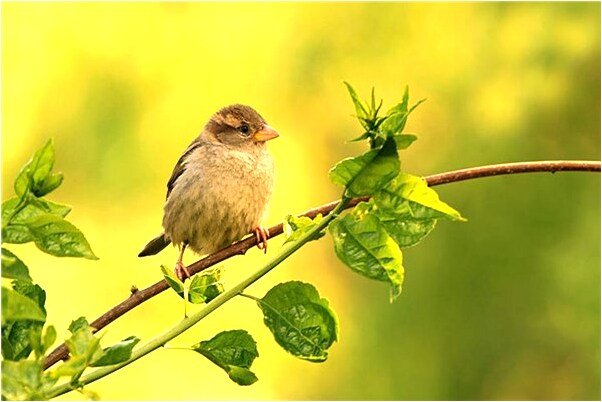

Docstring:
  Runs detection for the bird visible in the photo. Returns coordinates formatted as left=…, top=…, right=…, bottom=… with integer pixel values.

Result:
left=138, top=104, right=278, bottom=281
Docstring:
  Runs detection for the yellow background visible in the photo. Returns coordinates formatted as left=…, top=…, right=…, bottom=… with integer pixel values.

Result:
left=2, top=2, right=600, bottom=400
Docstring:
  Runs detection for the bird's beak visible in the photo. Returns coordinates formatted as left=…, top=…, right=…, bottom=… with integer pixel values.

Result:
left=253, top=125, right=279, bottom=142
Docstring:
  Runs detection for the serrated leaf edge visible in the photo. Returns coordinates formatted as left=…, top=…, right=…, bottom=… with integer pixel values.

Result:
left=256, top=297, right=329, bottom=361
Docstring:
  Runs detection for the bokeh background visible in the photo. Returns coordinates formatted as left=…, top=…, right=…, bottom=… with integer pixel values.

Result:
left=2, top=2, right=600, bottom=400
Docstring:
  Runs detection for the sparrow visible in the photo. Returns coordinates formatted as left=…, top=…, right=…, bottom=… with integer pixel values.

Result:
left=138, top=104, right=278, bottom=280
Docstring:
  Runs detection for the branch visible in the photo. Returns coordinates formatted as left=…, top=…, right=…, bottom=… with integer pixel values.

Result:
left=425, top=160, right=601, bottom=185
left=43, top=159, right=600, bottom=370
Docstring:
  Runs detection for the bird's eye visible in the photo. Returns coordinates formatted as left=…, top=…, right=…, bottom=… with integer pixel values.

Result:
left=238, top=124, right=250, bottom=136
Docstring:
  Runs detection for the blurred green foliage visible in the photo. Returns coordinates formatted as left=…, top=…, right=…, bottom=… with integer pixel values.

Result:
left=2, top=2, right=599, bottom=400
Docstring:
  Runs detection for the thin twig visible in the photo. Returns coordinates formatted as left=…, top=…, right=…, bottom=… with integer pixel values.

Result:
left=43, top=159, right=600, bottom=370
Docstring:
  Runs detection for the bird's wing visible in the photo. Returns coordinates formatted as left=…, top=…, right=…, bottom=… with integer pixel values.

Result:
left=166, top=139, right=204, bottom=199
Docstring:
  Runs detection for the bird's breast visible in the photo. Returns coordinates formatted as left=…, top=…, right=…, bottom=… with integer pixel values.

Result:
left=162, top=145, right=274, bottom=255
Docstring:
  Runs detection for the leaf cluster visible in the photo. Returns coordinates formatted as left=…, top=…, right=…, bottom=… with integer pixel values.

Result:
left=162, top=265, right=224, bottom=304
left=329, top=83, right=465, bottom=300
left=163, top=274, right=338, bottom=385
left=2, top=317, right=139, bottom=401
left=2, top=140, right=96, bottom=260
left=343, top=81, right=423, bottom=150
left=187, top=281, right=338, bottom=384
left=1, top=140, right=137, bottom=400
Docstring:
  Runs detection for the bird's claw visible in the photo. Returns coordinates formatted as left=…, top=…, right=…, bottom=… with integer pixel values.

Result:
left=175, top=261, right=191, bottom=282
left=254, top=226, right=270, bottom=254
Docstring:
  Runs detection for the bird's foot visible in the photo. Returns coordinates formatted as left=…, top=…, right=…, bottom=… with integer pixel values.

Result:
left=175, top=261, right=191, bottom=282
left=254, top=226, right=270, bottom=254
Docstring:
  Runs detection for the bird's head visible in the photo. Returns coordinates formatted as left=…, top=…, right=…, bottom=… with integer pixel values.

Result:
left=203, top=104, right=279, bottom=148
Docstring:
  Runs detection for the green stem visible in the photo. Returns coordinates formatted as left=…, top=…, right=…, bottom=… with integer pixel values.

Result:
left=47, top=196, right=351, bottom=399
left=238, top=292, right=261, bottom=302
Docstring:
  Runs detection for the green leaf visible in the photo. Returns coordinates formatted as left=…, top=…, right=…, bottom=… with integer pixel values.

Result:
left=161, top=266, right=224, bottom=303
left=376, top=206, right=438, bottom=249
left=329, top=203, right=404, bottom=301
left=2, top=321, right=41, bottom=361
left=69, top=317, right=90, bottom=333
left=2, top=224, right=34, bottom=245
left=27, top=214, right=98, bottom=259
left=225, top=366, right=258, bottom=386
left=1, top=359, right=56, bottom=401
left=2, top=189, right=72, bottom=248
left=347, top=131, right=373, bottom=143
left=257, top=281, right=338, bottom=362
left=29, top=325, right=56, bottom=359
left=2, top=197, right=71, bottom=224
left=5, top=203, right=95, bottom=258
left=12, top=280, right=47, bottom=314
left=408, top=97, right=427, bottom=114
left=388, top=85, right=410, bottom=115
left=55, top=324, right=102, bottom=381
left=60, top=318, right=97, bottom=377
left=1, top=248, right=31, bottom=281
left=369, top=196, right=443, bottom=249
left=51, top=355, right=88, bottom=380
left=343, top=81, right=369, bottom=122
left=42, top=325, right=57, bottom=355
left=383, top=86, right=412, bottom=135
left=37, top=198, right=72, bottom=218
left=374, top=173, right=465, bottom=221
left=188, top=268, right=224, bottom=304
left=283, top=214, right=325, bottom=244
left=329, top=136, right=400, bottom=197
left=1, top=359, right=40, bottom=400
left=37, top=172, right=64, bottom=197
left=161, top=265, right=185, bottom=294
left=65, top=326, right=100, bottom=359
left=381, top=110, right=411, bottom=139
left=381, top=87, right=426, bottom=138
left=14, top=138, right=63, bottom=198
left=2, top=197, right=20, bottom=225
left=393, top=134, right=418, bottom=150
left=381, top=90, right=409, bottom=137
left=1, top=281, right=46, bottom=360
left=192, top=330, right=259, bottom=386
left=1, top=287, right=46, bottom=324
left=369, top=87, right=384, bottom=119
left=90, top=336, right=140, bottom=367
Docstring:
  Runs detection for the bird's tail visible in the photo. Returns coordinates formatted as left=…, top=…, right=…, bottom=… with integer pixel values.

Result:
left=138, top=233, right=170, bottom=257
